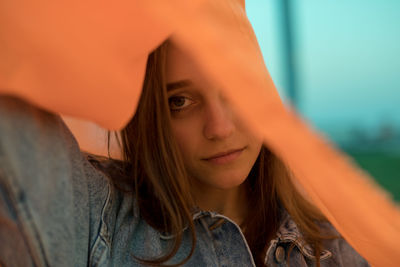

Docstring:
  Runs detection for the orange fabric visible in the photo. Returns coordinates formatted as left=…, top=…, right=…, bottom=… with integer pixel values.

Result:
left=0, top=0, right=200, bottom=129
left=1, top=1, right=399, bottom=266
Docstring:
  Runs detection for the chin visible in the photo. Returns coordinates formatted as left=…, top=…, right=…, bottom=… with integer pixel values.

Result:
left=204, top=172, right=249, bottom=190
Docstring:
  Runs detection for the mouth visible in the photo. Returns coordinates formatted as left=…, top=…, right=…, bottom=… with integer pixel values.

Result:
left=202, top=147, right=246, bottom=164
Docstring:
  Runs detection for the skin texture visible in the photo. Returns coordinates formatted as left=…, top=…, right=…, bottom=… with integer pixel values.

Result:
left=165, top=43, right=262, bottom=224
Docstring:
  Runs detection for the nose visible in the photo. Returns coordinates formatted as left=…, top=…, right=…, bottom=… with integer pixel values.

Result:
left=203, top=96, right=235, bottom=140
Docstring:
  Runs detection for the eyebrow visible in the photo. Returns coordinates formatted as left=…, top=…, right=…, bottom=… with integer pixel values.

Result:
left=166, top=79, right=193, bottom=92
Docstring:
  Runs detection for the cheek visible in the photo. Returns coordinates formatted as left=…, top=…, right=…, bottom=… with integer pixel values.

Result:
left=171, top=121, right=200, bottom=158
left=244, top=132, right=263, bottom=161
left=251, top=137, right=263, bottom=153
left=239, top=122, right=263, bottom=151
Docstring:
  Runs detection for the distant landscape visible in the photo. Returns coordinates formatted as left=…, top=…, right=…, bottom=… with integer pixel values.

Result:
left=246, top=1, right=400, bottom=202
left=322, top=123, right=400, bottom=202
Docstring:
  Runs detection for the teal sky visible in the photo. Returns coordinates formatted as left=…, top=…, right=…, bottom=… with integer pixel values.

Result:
left=246, top=0, right=400, bottom=140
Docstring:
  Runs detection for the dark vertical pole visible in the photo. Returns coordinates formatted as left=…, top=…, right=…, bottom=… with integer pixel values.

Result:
left=279, top=0, right=298, bottom=109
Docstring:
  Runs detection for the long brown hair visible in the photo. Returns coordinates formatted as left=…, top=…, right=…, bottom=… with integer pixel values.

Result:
left=111, top=41, right=336, bottom=266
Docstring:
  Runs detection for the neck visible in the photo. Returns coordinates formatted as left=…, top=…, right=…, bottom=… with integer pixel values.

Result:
left=191, top=180, right=248, bottom=227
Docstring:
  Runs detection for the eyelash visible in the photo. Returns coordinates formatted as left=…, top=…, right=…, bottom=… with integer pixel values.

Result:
left=168, top=95, right=194, bottom=113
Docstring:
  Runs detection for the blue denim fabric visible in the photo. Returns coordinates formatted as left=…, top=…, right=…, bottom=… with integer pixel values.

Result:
left=0, top=96, right=370, bottom=266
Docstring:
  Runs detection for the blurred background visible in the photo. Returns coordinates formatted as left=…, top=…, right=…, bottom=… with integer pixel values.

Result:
left=246, top=0, right=400, bottom=201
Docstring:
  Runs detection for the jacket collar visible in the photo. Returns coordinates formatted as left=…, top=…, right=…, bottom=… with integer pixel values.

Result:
left=160, top=206, right=332, bottom=260
left=273, top=209, right=332, bottom=260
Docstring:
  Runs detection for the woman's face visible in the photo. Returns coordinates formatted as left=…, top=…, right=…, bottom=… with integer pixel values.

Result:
left=165, top=44, right=262, bottom=190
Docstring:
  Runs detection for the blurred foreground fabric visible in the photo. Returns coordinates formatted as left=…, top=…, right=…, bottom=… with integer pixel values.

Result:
left=0, top=0, right=399, bottom=266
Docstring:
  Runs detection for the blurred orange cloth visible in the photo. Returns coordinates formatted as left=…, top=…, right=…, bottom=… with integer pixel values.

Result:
left=1, top=0, right=399, bottom=266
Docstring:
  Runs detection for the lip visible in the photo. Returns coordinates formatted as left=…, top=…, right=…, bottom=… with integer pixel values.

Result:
left=203, top=147, right=245, bottom=164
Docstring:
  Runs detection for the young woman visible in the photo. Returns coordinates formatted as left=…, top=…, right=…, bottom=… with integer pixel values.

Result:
left=0, top=40, right=369, bottom=266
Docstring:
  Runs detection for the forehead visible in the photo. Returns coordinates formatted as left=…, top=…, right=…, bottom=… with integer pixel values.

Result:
left=165, top=43, right=212, bottom=89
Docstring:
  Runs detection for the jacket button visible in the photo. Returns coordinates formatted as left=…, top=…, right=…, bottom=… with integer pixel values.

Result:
left=275, top=246, right=286, bottom=263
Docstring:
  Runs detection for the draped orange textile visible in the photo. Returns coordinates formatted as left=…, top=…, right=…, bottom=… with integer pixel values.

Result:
left=1, top=1, right=399, bottom=266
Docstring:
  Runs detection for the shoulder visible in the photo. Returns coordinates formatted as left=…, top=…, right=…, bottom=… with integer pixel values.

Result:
left=83, top=153, right=126, bottom=180
left=81, top=152, right=135, bottom=214
left=82, top=152, right=138, bottom=217
left=82, top=153, right=141, bottom=255
left=319, top=223, right=370, bottom=267
left=265, top=211, right=370, bottom=266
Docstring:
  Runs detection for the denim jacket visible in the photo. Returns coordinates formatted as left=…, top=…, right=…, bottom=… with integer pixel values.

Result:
left=0, top=96, right=369, bottom=266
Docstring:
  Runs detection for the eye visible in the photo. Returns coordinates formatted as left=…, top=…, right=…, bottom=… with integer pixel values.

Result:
left=168, top=96, right=194, bottom=111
